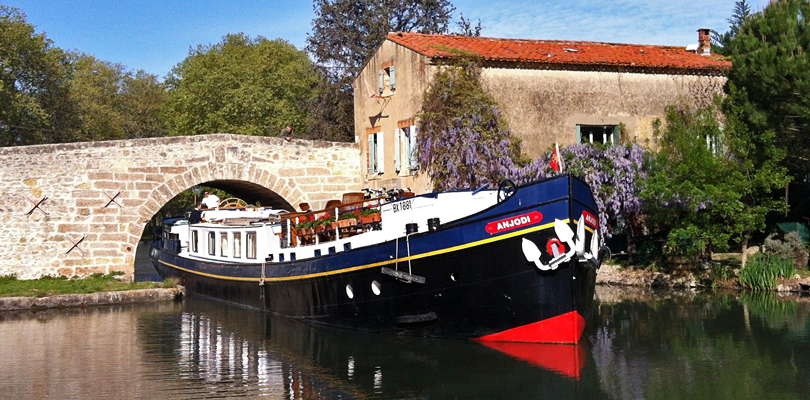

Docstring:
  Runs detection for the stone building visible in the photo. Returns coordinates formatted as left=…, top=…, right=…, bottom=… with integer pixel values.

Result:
left=353, top=29, right=731, bottom=193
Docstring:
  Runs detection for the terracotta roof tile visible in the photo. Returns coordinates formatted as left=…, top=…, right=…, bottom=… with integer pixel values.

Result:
left=387, top=32, right=731, bottom=73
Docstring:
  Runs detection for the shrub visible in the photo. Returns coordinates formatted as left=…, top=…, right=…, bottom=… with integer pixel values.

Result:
left=763, top=231, right=808, bottom=269
left=738, top=254, right=795, bottom=291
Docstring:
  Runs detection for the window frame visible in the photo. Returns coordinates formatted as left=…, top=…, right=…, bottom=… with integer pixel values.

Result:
left=246, top=231, right=257, bottom=260
left=220, top=232, right=228, bottom=257
left=207, top=231, right=216, bottom=256
left=576, top=124, right=620, bottom=145
left=232, top=232, right=241, bottom=259
left=191, top=230, right=198, bottom=253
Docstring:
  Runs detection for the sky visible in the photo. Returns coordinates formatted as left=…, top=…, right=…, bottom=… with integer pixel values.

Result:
left=7, top=0, right=770, bottom=79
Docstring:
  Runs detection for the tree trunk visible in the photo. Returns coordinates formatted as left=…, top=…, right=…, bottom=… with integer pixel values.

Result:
left=740, top=236, right=749, bottom=269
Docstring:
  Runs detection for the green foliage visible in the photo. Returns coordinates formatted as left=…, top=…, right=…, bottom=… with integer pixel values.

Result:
left=712, top=0, right=754, bottom=55
left=738, top=253, right=795, bottom=291
left=0, top=273, right=160, bottom=298
left=708, top=262, right=735, bottom=288
left=724, top=0, right=810, bottom=179
left=0, top=6, right=72, bottom=146
left=66, top=54, right=168, bottom=141
left=164, top=33, right=319, bottom=138
left=359, top=207, right=380, bottom=216
left=0, top=6, right=167, bottom=145
left=641, top=105, right=788, bottom=256
left=417, top=60, right=524, bottom=190
left=763, top=231, right=808, bottom=269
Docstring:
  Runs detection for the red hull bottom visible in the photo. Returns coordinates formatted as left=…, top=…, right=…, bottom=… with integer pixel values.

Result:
left=474, top=311, right=585, bottom=344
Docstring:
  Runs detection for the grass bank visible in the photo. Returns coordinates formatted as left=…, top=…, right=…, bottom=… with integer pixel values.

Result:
left=0, top=273, right=177, bottom=298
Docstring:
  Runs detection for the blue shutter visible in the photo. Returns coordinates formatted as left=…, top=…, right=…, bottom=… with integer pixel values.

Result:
left=389, top=65, right=396, bottom=91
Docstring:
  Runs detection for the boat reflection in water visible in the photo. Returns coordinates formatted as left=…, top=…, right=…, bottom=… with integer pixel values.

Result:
left=157, top=296, right=602, bottom=399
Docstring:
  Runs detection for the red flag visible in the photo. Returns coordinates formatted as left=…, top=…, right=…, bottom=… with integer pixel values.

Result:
left=550, top=143, right=561, bottom=172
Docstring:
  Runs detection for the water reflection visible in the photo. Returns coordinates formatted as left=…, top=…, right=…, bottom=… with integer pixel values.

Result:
left=589, top=287, right=810, bottom=399
left=0, top=288, right=809, bottom=399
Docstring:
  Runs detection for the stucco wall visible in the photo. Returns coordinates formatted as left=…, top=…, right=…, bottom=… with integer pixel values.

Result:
left=354, top=40, right=727, bottom=190
left=481, top=69, right=725, bottom=157
left=353, top=40, right=434, bottom=193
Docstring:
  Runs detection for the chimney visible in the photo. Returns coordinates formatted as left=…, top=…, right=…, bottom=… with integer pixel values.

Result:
left=697, top=28, right=711, bottom=56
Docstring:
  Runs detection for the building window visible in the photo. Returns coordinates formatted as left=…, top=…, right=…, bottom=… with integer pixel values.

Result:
left=367, top=127, right=384, bottom=175
left=246, top=232, right=257, bottom=259
left=191, top=230, right=198, bottom=253
left=378, top=63, right=395, bottom=96
left=220, top=233, right=228, bottom=257
left=396, top=120, right=418, bottom=173
left=576, top=125, right=620, bottom=145
left=233, top=232, right=241, bottom=258
left=208, top=232, right=216, bottom=256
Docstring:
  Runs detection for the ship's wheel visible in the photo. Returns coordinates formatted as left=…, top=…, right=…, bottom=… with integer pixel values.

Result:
left=219, top=198, right=248, bottom=209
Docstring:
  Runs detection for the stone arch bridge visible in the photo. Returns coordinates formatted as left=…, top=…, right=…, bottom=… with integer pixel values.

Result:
left=0, top=134, right=361, bottom=279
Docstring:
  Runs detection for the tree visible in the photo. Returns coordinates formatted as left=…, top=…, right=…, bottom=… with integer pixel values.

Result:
left=712, top=0, right=753, bottom=55
left=163, top=33, right=319, bottom=137
left=0, top=6, right=72, bottom=146
left=65, top=54, right=168, bottom=141
left=641, top=105, right=788, bottom=264
left=724, top=0, right=810, bottom=181
left=306, top=0, right=455, bottom=142
left=454, top=14, right=483, bottom=37
left=417, top=60, right=523, bottom=191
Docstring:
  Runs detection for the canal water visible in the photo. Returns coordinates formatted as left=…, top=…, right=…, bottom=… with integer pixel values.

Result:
left=1, top=286, right=808, bottom=399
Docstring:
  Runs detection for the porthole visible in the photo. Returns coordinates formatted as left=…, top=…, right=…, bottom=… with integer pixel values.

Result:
left=371, top=280, right=382, bottom=296
left=346, top=284, right=354, bottom=299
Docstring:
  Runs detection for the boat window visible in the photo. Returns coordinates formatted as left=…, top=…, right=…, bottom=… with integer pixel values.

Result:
left=191, top=230, right=198, bottom=252
left=290, top=252, right=296, bottom=261
left=208, top=231, right=216, bottom=256
left=246, top=232, right=257, bottom=259
left=220, top=233, right=228, bottom=257
left=343, top=243, right=351, bottom=251
left=278, top=253, right=284, bottom=262
left=314, top=249, right=321, bottom=257
left=328, top=246, right=336, bottom=254
left=233, top=232, right=241, bottom=258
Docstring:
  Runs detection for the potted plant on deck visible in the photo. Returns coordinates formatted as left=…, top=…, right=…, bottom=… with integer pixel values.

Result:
left=359, top=208, right=381, bottom=225
left=314, top=214, right=335, bottom=234
left=334, top=211, right=360, bottom=229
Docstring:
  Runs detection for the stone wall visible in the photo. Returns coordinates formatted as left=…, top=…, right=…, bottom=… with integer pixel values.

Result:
left=0, top=134, right=361, bottom=279
left=481, top=69, right=726, bottom=158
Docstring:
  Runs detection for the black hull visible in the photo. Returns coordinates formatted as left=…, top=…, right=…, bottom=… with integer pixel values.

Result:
left=152, top=175, right=600, bottom=343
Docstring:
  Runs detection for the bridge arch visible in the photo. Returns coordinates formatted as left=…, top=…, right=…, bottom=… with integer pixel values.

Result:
left=0, top=134, right=361, bottom=280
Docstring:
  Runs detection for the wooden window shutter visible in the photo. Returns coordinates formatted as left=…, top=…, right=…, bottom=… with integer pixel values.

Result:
left=612, top=125, right=621, bottom=145
left=575, top=125, right=582, bottom=144
left=377, top=131, right=385, bottom=173
left=394, top=128, right=401, bottom=172
left=409, top=125, right=419, bottom=168
left=389, top=65, right=396, bottom=91
left=378, top=69, right=384, bottom=94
